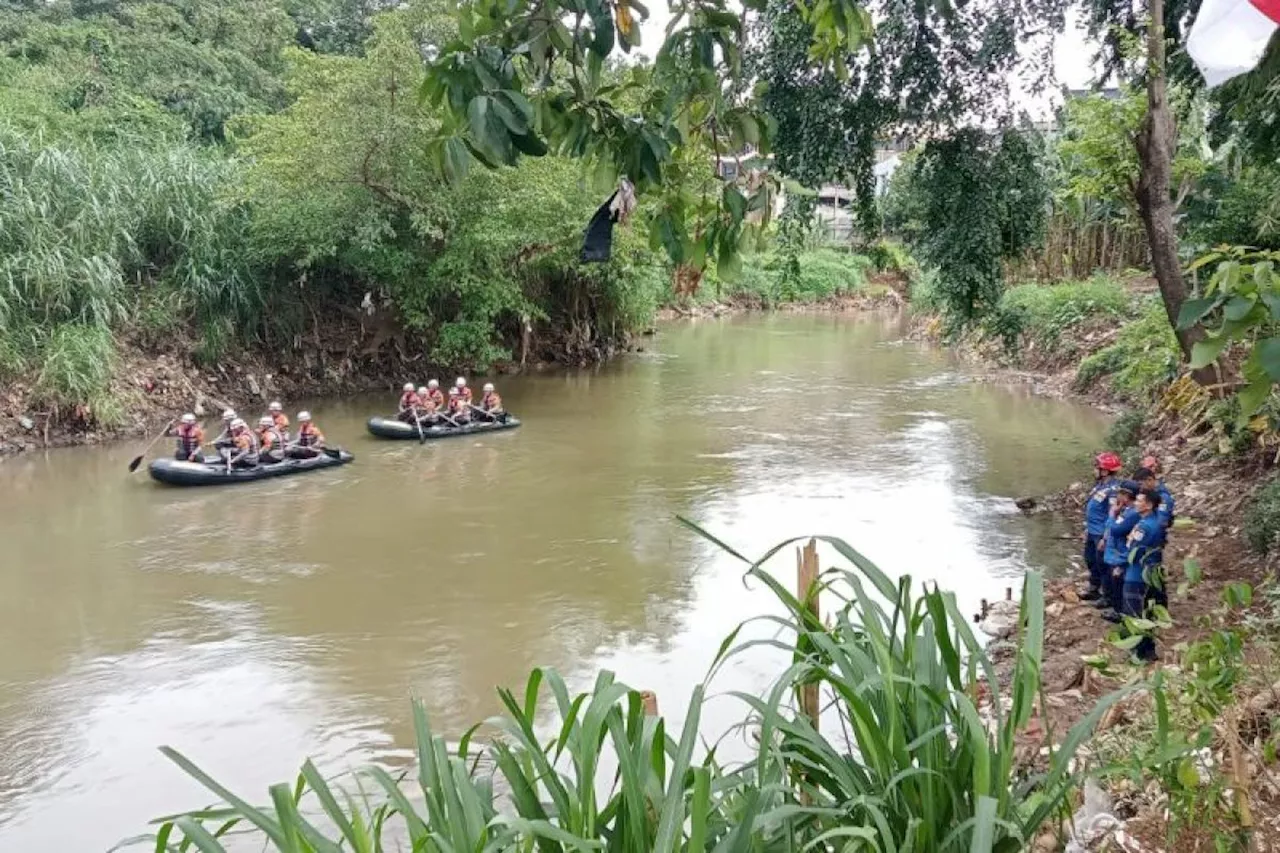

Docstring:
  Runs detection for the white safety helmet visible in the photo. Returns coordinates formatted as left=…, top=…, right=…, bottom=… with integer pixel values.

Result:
left=181, top=413, right=196, bottom=424
left=231, top=418, right=247, bottom=429
left=222, top=409, right=236, bottom=421
left=417, top=386, right=428, bottom=395
left=268, top=401, right=282, bottom=412
left=455, top=377, right=466, bottom=387
left=298, top=411, right=311, bottom=422
left=259, top=416, right=274, bottom=427
left=403, top=382, right=415, bottom=392
left=483, top=383, right=494, bottom=393
left=427, top=379, right=439, bottom=389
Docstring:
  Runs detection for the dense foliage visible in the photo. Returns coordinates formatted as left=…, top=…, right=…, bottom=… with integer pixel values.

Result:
left=132, top=535, right=1124, bottom=852
left=749, top=0, right=1062, bottom=234
left=899, top=128, right=1049, bottom=329
left=0, top=0, right=677, bottom=422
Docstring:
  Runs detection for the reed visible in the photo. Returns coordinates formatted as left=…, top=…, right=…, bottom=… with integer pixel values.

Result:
left=126, top=534, right=1126, bottom=852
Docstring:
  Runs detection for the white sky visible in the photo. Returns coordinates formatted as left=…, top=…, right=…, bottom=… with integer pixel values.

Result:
left=633, top=6, right=1100, bottom=121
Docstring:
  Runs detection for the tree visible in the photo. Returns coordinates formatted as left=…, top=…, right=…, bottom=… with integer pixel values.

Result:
left=908, top=128, right=1050, bottom=327
left=414, top=0, right=878, bottom=277
left=749, top=0, right=1064, bottom=234
left=1131, top=0, right=1211, bottom=370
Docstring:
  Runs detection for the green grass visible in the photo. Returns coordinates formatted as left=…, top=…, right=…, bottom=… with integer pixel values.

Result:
left=129, top=532, right=1127, bottom=853
left=998, top=275, right=1133, bottom=354
left=1075, top=300, right=1181, bottom=402
left=693, top=249, right=872, bottom=307
left=1245, top=479, right=1280, bottom=555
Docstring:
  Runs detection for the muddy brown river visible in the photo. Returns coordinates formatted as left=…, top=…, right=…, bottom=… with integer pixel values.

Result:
left=0, top=312, right=1108, bottom=849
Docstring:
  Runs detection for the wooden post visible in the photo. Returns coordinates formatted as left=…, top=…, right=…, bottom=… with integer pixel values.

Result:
left=640, top=690, right=659, bottom=718
left=797, top=539, right=820, bottom=732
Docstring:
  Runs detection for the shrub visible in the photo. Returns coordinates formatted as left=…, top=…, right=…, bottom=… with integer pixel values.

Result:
left=999, top=275, right=1131, bottom=352
left=1244, top=479, right=1280, bottom=554
left=866, top=237, right=917, bottom=275
left=32, top=323, right=123, bottom=425
left=1074, top=300, right=1180, bottom=401
left=908, top=266, right=944, bottom=313
left=1105, top=408, right=1145, bottom=457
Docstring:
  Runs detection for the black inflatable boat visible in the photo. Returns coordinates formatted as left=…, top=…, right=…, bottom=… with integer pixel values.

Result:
left=365, top=415, right=522, bottom=440
left=148, top=449, right=354, bottom=486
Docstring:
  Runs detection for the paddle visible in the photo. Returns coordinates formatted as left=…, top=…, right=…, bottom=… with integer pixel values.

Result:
left=409, top=406, right=427, bottom=443
left=469, top=403, right=508, bottom=424
left=128, top=417, right=178, bottom=473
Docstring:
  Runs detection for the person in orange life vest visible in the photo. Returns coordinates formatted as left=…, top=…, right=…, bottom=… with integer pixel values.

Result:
left=415, top=386, right=441, bottom=425
left=454, top=376, right=473, bottom=405
left=424, top=379, right=445, bottom=411
left=169, top=413, right=205, bottom=462
left=228, top=418, right=260, bottom=468
left=212, top=409, right=238, bottom=450
left=288, top=411, right=326, bottom=459
left=268, top=401, right=290, bottom=441
left=477, top=383, right=504, bottom=421
left=257, top=416, right=285, bottom=464
left=449, top=382, right=472, bottom=424
left=397, top=382, right=421, bottom=423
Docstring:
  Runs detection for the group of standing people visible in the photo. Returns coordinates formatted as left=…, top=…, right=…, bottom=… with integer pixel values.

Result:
left=397, top=377, right=505, bottom=426
left=1081, top=451, right=1176, bottom=662
left=169, top=402, right=327, bottom=469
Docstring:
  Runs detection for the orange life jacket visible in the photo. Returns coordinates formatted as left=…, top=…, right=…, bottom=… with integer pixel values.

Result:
left=426, top=388, right=445, bottom=409
left=399, top=391, right=420, bottom=411
left=272, top=412, right=290, bottom=432
left=257, top=426, right=282, bottom=452
left=175, top=423, right=204, bottom=457
left=233, top=430, right=259, bottom=454
left=296, top=422, right=324, bottom=447
left=482, top=391, right=502, bottom=412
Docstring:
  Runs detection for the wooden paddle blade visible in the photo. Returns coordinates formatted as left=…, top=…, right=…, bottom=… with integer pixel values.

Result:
left=127, top=455, right=144, bottom=472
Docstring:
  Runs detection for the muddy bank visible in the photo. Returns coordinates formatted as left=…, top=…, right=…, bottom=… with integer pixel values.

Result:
left=0, top=313, right=640, bottom=457
left=656, top=288, right=906, bottom=322
left=924, top=306, right=1280, bottom=849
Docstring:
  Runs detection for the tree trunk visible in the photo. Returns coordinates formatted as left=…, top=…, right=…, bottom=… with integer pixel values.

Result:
left=1133, top=0, right=1215, bottom=385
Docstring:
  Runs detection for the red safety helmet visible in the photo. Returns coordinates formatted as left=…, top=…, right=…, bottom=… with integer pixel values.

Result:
left=1094, top=452, right=1123, bottom=473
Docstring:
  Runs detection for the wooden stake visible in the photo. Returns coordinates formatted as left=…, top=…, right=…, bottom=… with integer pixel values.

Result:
left=797, top=539, right=820, bottom=732
left=640, top=690, right=659, bottom=718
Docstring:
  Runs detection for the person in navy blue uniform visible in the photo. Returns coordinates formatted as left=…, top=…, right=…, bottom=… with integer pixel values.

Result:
left=1137, top=457, right=1175, bottom=531
left=1120, top=488, right=1167, bottom=662
left=1098, top=480, right=1139, bottom=621
left=1082, top=452, right=1124, bottom=601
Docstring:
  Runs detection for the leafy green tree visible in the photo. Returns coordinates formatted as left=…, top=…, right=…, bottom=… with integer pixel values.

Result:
left=237, top=3, right=665, bottom=368
left=909, top=128, right=1050, bottom=328
left=0, top=0, right=294, bottom=142
left=749, top=0, right=1063, bottom=235
left=411, top=0, right=878, bottom=277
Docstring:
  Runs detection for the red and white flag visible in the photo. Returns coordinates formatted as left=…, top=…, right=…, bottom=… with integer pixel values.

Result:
left=1188, top=0, right=1280, bottom=87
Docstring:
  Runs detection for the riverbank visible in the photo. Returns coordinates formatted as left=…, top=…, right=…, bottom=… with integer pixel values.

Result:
left=921, top=274, right=1280, bottom=849
left=0, top=302, right=645, bottom=455
left=2, top=249, right=900, bottom=457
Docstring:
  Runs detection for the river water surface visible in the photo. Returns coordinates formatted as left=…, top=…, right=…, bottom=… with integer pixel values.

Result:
left=0, top=312, right=1108, bottom=850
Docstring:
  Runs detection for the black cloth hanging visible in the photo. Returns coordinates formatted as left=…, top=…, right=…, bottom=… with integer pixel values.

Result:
left=580, top=190, right=619, bottom=263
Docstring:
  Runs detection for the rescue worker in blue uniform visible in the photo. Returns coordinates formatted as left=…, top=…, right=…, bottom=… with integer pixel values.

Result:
left=1137, top=458, right=1175, bottom=531
left=1121, top=487, right=1167, bottom=662
left=1082, top=452, right=1124, bottom=601
left=1098, top=480, right=1139, bottom=622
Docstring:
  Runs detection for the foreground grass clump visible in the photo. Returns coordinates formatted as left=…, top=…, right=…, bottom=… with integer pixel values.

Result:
left=127, top=533, right=1126, bottom=852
